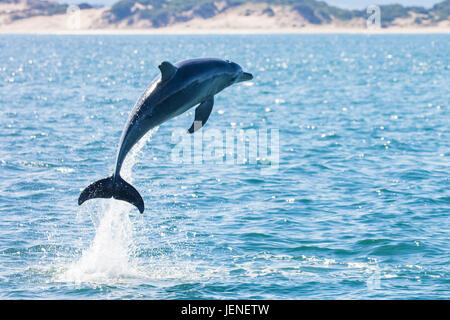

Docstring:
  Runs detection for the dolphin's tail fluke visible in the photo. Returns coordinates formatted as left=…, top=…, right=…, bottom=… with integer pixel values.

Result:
left=78, top=175, right=144, bottom=213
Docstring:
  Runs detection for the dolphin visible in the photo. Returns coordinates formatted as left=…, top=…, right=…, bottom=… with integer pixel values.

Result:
left=78, top=58, right=253, bottom=213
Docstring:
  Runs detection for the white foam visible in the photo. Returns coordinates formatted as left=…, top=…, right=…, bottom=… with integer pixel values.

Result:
left=58, top=128, right=158, bottom=285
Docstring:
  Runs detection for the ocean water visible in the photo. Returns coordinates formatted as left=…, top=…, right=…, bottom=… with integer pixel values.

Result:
left=0, top=34, right=448, bottom=299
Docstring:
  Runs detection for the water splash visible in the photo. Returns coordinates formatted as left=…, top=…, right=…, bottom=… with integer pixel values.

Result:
left=59, top=128, right=159, bottom=284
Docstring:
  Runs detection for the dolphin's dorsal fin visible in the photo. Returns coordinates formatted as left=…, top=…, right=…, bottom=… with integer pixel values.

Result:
left=158, top=61, right=177, bottom=82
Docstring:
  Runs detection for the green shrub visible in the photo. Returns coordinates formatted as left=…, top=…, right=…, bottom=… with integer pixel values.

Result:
left=110, top=0, right=136, bottom=21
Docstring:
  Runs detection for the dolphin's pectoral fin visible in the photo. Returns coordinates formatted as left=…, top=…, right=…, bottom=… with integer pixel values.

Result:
left=188, top=96, right=214, bottom=134
left=158, top=61, right=177, bottom=82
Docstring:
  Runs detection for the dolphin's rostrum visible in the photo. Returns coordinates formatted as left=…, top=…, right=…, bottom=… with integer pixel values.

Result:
left=78, top=58, right=253, bottom=213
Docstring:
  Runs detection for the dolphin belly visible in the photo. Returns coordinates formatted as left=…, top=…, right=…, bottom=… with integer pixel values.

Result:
left=79, top=58, right=253, bottom=213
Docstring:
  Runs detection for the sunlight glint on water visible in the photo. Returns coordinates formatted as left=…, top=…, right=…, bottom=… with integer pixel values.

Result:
left=0, top=35, right=448, bottom=299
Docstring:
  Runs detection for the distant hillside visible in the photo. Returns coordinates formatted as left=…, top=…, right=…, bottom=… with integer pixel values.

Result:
left=105, top=0, right=361, bottom=27
left=430, top=0, right=450, bottom=21
left=0, top=0, right=67, bottom=21
left=102, top=0, right=450, bottom=28
left=0, top=0, right=94, bottom=22
left=0, top=0, right=449, bottom=30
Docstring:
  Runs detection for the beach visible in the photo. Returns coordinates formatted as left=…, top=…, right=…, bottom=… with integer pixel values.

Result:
left=1, top=6, right=450, bottom=34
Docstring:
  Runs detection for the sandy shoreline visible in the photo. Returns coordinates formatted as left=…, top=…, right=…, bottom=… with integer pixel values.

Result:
left=2, top=27, right=450, bottom=35
left=1, top=5, right=449, bottom=35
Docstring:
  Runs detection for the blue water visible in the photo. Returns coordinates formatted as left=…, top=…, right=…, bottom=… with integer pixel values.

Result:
left=0, top=34, right=449, bottom=299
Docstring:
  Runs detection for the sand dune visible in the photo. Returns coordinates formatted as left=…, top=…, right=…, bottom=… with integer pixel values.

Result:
left=0, top=1, right=449, bottom=34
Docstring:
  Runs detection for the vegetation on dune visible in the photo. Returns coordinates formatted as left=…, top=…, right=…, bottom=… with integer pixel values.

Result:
left=106, top=0, right=450, bottom=28
left=7, top=0, right=68, bottom=21
left=109, top=0, right=134, bottom=21
left=379, top=4, right=411, bottom=26
left=107, top=0, right=366, bottom=26
left=375, top=0, right=450, bottom=26
left=78, top=3, right=93, bottom=10
left=109, top=0, right=223, bottom=26
left=432, top=0, right=450, bottom=20
left=292, top=4, right=322, bottom=24
left=3, top=0, right=94, bottom=21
